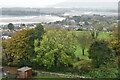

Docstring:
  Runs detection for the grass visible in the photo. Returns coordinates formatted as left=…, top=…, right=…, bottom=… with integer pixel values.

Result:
left=71, top=31, right=111, bottom=38
left=98, top=31, right=111, bottom=39
left=74, top=46, right=89, bottom=60
left=33, top=76, right=74, bottom=80
left=72, top=31, right=111, bottom=68
left=73, top=31, right=111, bottom=58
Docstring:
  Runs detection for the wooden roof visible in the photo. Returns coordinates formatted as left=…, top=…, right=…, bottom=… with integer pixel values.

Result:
left=18, top=66, right=32, bottom=72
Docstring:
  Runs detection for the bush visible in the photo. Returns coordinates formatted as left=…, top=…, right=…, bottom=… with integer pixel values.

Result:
left=89, top=68, right=118, bottom=78
left=88, top=39, right=115, bottom=68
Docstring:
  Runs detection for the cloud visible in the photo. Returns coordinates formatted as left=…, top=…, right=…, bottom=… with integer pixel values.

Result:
left=66, top=0, right=119, bottom=2
left=0, top=0, right=66, bottom=7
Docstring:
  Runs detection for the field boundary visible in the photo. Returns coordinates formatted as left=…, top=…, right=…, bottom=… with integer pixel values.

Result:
left=34, top=70, right=86, bottom=78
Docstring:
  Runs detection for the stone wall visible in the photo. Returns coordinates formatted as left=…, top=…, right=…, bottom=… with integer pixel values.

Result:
left=34, top=70, right=86, bottom=78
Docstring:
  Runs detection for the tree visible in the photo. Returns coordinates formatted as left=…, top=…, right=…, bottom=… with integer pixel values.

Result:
left=90, top=31, right=99, bottom=40
left=21, top=23, right=25, bottom=26
left=3, top=24, right=45, bottom=67
left=111, top=31, right=120, bottom=78
left=33, top=28, right=76, bottom=70
left=90, top=21, right=105, bottom=40
left=73, top=32, right=91, bottom=55
left=111, top=31, right=120, bottom=56
left=34, top=23, right=45, bottom=40
left=8, top=23, right=14, bottom=31
left=88, top=39, right=115, bottom=68
left=107, top=23, right=117, bottom=32
left=2, top=29, right=35, bottom=66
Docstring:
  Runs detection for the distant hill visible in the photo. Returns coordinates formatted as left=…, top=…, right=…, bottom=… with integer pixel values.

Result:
left=51, top=2, right=118, bottom=10
left=2, top=1, right=118, bottom=16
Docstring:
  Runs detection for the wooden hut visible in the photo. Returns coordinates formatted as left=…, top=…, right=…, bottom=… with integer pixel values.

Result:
left=17, top=66, right=32, bottom=78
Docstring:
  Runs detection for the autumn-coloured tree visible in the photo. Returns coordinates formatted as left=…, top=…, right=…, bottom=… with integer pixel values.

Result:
left=111, top=31, right=120, bottom=78
left=2, top=29, right=35, bottom=66
left=111, top=31, right=120, bottom=56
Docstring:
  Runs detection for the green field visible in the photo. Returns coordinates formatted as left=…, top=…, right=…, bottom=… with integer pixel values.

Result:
left=71, top=31, right=112, bottom=74
left=73, top=31, right=111, bottom=59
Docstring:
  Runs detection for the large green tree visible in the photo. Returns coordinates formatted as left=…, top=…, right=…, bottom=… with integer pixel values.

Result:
left=73, top=32, right=91, bottom=55
left=33, top=28, right=76, bottom=70
left=88, top=39, right=115, bottom=68
left=90, top=21, right=106, bottom=40
left=34, top=23, right=45, bottom=40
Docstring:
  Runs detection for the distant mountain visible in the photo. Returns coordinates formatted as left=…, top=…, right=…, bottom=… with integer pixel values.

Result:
left=51, top=2, right=118, bottom=10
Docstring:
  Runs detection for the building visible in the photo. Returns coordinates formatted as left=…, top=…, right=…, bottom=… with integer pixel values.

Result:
left=2, top=66, right=32, bottom=79
left=17, top=66, right=32, bottom=78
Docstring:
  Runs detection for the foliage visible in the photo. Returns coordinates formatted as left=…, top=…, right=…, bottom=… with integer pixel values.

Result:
left=111, top=31, right=120, bottom=56
left=111, top=31, right=120, bottom=78
left=73, top=59, right=92, bottom=74
left=73, top=32, right=91, bottom=55
left=7, top=23, right=14, bottom=31
left=107, top=23, right=117, bottom=32
left=34, top=23, right=45, bottom=40
left=88, top=39, right=115, bottom=68
left=90, top=31, right=99, bottom=40
left=89, top=68, right=118, bottom=78
left=3, top=23, right=45, bottom=67
left=33, top=28, right=77, bottom=70
left=2, top=29, right=35, bottom=66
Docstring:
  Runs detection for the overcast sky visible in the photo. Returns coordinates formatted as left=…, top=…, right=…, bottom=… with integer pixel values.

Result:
left=0, top=0, right=119, bottom=8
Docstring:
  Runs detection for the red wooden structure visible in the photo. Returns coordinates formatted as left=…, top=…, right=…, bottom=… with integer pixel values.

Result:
left=17, top=66, right=32, bottom=78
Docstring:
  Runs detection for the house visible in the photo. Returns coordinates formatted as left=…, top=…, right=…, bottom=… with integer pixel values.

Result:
left=17, top=66, right=32, bottom=78
left=2, top=66, right=32, bottom=79
left=2, top=36, right=11, bottom=39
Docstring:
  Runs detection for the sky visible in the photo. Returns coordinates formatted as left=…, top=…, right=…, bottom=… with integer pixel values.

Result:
left=0, top=0, right=119, bottom=8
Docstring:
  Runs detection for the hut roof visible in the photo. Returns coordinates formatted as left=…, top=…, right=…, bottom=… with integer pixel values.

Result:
left=18, top=66, right=32, bottom=72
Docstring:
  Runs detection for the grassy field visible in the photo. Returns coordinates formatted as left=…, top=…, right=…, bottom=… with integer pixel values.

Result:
left=71, top=31, right=111, bottom=73
left=98, top=31, right=111, bottom=39
left=73, top=31, right=111, bottom=59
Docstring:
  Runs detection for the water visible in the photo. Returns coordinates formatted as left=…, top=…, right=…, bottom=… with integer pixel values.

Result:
left=63, top=11, right=117, bottom=16
left=0, top=15, right=65, bottom=25
left=0, top=11, right=117, bottom=25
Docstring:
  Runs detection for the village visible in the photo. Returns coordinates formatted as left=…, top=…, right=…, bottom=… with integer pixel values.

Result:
left=1, top=14, right=117, bottom=40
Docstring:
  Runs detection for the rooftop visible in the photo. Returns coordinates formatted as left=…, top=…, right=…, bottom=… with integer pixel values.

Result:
left=18, top=66, right=32, bottom=72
